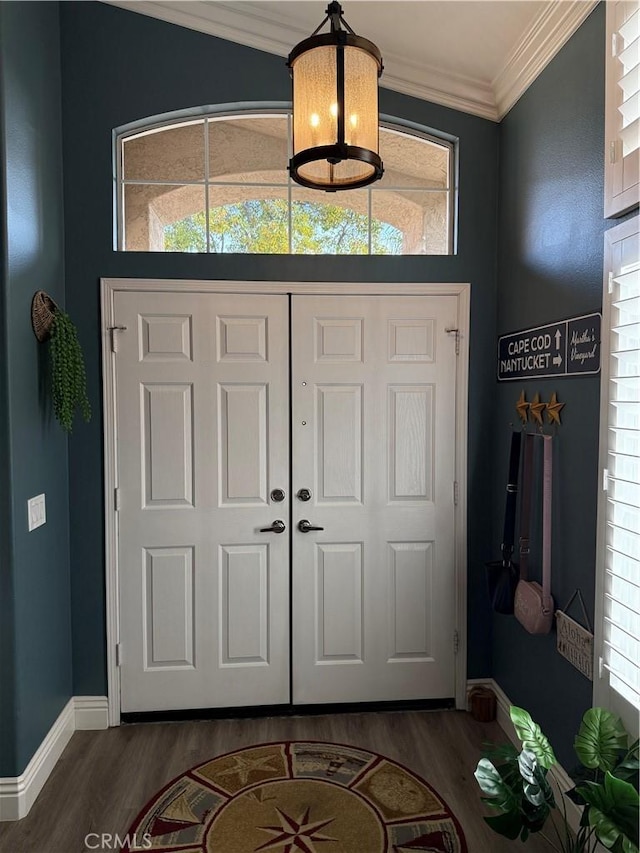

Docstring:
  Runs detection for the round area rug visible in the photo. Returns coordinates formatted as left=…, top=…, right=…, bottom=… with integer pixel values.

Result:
left=122, top=741, right=468, bottom=852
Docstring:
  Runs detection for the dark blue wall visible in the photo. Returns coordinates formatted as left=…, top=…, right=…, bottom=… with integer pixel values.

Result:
left=493, top=3, right=610, bottom=768
left=59, top=1, right=500, bottom=696
left=0, top=13, right=17, bottom=774
left=0, top=0, right=616, bottom=780
left=0, top=2, right=72, bottom=777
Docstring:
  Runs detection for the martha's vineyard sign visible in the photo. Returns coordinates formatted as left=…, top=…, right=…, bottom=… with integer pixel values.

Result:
left=498, top=313, right=601, bottom=381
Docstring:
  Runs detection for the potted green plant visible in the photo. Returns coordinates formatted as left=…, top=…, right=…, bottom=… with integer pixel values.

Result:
left=31, top=290, right=91, bottom=433
left=474, top=706, right=639, bottom=853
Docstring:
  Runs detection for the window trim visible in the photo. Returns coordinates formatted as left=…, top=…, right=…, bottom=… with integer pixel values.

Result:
left=593, top=214, right=640, bottom=734
left=113, top=103, right=457, bottom=255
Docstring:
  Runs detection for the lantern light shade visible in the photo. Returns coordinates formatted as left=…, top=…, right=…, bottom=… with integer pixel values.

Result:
left=288, top=2, right=384, bottom=191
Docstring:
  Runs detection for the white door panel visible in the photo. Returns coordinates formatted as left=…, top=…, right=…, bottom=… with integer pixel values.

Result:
left=291, top=296, right=458, bottom=704
left=116, top=292, right=289, bottom=712
left=114, top=290, right=459, bottom=712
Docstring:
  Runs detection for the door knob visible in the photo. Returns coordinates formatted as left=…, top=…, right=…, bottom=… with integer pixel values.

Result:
left=298, top=519, right=324, bottom=533
left=297, top=488, right=312, bottom=502
left=260, top=520, right=286, bottom=534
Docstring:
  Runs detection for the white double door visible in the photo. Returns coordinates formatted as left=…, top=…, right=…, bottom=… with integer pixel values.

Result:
left=114, top=290, right=459, bottom=713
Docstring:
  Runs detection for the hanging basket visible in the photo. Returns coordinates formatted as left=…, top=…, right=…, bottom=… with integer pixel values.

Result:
left=31, top=290, right=59, bottom=342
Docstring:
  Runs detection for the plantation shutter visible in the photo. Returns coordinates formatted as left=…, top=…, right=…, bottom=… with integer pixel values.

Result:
left=605, top=0, right=640, bottom=217
left=596, top=216, right=640, bottom=728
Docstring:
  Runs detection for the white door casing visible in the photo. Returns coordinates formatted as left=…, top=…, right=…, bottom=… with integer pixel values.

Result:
left=114, top=291, right=290, bottom=712
left=292, top=296, right=459, bottom=703
left=101, top=280, right=469, bottom=724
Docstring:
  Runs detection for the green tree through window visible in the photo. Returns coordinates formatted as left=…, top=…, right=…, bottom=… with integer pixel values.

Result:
left=163, top=200, right=403, bottom=255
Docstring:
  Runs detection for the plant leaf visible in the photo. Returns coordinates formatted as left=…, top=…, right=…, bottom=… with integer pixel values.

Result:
left=575, top=708, right=629, bottom=772
left=519, top=750, right=545, bottom=806
left=604, top=773, right=640, bottom=845
left=577, top=780, right=607, bottom=809
left=49, top=310, right=91, bottom=433
left=520, top=796, right=552, bottom=832
left=483, top=742, right=520, bottom=763
left=581, top=773, right=639, bottom=850
left=566, top=785, right=586, bottom=806
left=590, top=806, right=624, bottom=849
left=518, top=750, right=555, bottom=808
left=510, top=706, right=557, bottom=769
left=475, top=758, right=518, bottom=810
left=484, top=811, right=522, bottom=840
left=615, top=739, right=639, bottom=785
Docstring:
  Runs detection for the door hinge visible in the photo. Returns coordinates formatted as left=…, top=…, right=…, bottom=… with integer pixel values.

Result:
left=108, top=325, right=127, bottom=353
left=446, top=327, right=460, bottom=355
left=453, top=630, right=460, bottom=655
left=114, top=487, right=121, bottom=511
left=612, top=32, right=619, bottom=58
left=603, top=468, right=609, bottom=492
left=453, top=481, right=459, bottom=506
left=116, top=643, right=123, bottom=667
left=608, top=271, right=614, bottom=294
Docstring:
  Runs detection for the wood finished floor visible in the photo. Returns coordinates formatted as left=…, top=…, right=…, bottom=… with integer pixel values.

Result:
left=0, top=709, right=553, bottom=853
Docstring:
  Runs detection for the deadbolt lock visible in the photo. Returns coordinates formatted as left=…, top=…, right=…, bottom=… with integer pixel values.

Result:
left=270, top=488, right=286, bottom=502
left=297, top=488, right=312, bottom=502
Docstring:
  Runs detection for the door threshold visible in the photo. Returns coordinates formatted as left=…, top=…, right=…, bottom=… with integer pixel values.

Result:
left=121, top=697, right=455, bottom=725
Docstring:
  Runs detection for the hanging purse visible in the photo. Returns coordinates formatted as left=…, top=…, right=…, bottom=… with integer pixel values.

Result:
left=485, top=431, right=522, bottom=614
left=514, top=435, right=555, bottom=634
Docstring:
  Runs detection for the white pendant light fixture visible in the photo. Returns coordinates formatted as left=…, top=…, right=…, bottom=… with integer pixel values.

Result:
left=288, top=1, right=384, bottom=191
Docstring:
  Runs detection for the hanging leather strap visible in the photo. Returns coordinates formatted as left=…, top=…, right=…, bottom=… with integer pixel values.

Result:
left=518, top=433, right=535, bottom=580
left=541, top=435, right=553, bottom=612
left=501, top=431, right=522, bottom=566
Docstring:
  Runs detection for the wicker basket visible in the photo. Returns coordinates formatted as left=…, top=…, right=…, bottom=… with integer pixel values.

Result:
left=469, top=686, right=497, bottom=722
left=31, top=291, right=59, bottom=342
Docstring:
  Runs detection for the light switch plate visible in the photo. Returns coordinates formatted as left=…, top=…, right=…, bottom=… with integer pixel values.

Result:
left=27, top=493, right=46, bottom=531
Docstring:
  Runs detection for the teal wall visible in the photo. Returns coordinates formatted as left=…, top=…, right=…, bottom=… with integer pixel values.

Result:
left=0, top=2, right=72, bottom=777
left=492, top=3, right=616, bottom=768
left=0, top=0, right=616, bottom=779
left=59, top=1, right=500, bottom=697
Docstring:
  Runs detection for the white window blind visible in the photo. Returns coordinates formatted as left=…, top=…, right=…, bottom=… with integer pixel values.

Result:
left=599, top=217, right=640, bottom=719
left=617, top=7, right=640, bottom=157
left=605, top=0, right=640, bottom=217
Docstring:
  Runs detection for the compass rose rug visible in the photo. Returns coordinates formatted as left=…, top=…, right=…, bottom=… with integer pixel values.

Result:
left=122, top=741, right=468, bottom=853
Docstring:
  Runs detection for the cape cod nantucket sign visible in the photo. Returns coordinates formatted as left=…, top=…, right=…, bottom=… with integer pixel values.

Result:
left=498, top=313, right=601, bottom=381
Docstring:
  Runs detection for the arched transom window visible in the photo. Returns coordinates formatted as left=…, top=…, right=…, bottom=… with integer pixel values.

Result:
left=116, top=110, right=454, bottom=255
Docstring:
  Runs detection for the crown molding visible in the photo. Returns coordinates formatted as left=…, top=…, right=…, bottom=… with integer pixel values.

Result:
left=103, top=0, right=597, bottom=123
left=381, top=55, right=497, bottom=122
left=494, top=0, right=599, bottom=119
left=105, top=0, right=498, bottom=119
left=106, top=1, right=302, bottom=57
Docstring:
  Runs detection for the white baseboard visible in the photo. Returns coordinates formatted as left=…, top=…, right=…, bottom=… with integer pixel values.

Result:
left=0, top=695, right=109, bottom=822
left=74, top=695, right=110, bottom=731
left=467, top=678, right=582, bottom=835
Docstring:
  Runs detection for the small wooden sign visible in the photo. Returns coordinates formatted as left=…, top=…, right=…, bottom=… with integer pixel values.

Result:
left=556, top=591, right=594, bottom=680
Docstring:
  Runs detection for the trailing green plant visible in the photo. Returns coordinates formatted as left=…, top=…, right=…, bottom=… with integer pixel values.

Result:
left=49, top=310, right=91, bottom=433
left=474, top=706, right=639, bottom=853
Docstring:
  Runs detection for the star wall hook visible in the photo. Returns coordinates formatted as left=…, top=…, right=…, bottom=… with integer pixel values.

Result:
left=529, top=393, right=546, bottom=427
left=546, top=391, right=565, bottom=425
left=516, top=390, right=529, bottom=425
